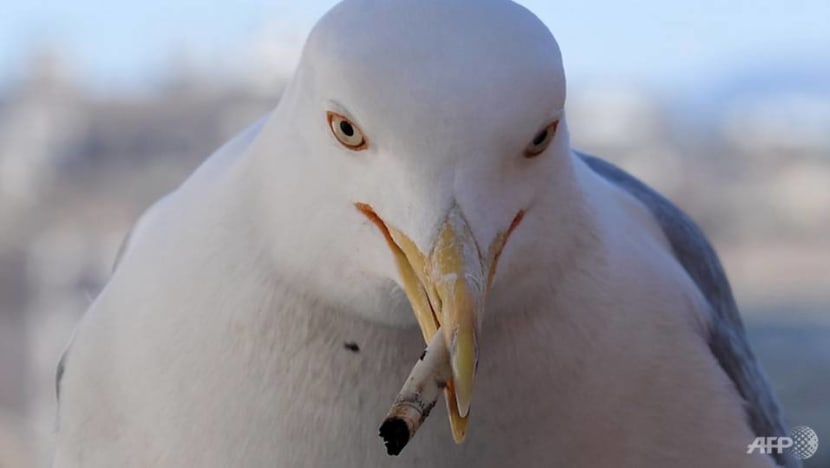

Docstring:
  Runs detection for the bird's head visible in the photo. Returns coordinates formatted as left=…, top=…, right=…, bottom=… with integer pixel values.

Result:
left=253, top=0, right=569, bottom=442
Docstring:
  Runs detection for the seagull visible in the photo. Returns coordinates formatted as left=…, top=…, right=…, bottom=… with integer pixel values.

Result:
left=53, top=0, right=796, bottom=466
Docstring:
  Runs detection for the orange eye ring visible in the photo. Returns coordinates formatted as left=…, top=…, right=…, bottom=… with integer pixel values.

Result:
left=524, top=120, right=558, bottom=158
left=327, top=111, right=368, bottom=151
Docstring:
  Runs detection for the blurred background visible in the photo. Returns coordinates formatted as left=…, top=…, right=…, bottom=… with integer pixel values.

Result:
left=0, top=0, right=828, bottom=466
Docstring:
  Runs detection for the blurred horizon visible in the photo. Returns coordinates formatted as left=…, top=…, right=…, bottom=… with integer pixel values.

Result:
left=0, top=1, right=828, bottom=467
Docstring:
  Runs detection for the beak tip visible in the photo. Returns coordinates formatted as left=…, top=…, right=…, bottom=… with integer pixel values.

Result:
left=456, top=397, right=471, bottom=418
left=448, top=327, right=477, bottom=422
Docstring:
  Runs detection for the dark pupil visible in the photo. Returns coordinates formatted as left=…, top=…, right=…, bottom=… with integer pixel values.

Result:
left=532, top=129, right=548, bottom=146
left=339, top=120, right=355, bottom=137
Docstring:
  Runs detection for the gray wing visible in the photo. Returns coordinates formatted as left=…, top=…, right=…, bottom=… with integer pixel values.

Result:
left=580, top=153, right=797, bottom=467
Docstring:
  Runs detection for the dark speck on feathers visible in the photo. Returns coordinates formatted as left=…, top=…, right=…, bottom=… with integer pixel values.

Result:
left=419, top=349, right=426, bottom=360
left=343, top=342, right=360, bottom=353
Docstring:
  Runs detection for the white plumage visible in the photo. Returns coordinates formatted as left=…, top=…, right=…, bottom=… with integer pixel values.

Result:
left=54, top=0, right=793, bottom=466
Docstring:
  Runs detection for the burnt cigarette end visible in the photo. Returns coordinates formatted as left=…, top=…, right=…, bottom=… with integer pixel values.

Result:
left=379, top=417, right=411, bottom=456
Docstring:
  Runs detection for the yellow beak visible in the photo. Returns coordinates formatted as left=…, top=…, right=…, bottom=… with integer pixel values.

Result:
left=426, top=205, right=483, bottom=420
left=357, top=202, right=524, bottom=443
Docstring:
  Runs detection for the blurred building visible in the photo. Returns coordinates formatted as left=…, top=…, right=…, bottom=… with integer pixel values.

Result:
left=568, top=86, right=687, bottom=196
left=721, top=92, right=830, bottom=237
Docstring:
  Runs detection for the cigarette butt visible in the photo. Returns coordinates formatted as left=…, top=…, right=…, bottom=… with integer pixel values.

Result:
left=379, top=329, right=451, bottom=455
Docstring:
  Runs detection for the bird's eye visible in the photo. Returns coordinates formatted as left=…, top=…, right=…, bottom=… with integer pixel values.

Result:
left=524, top=120, right=558, bottom=158
left=327, top=111, right=367, bottom=150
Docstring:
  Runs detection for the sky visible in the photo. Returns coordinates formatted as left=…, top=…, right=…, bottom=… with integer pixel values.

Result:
left=0, top=0, right=829, bottom=94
